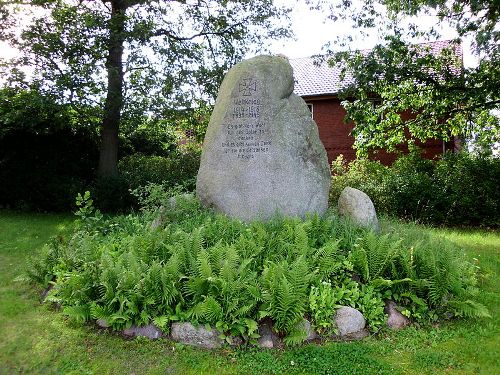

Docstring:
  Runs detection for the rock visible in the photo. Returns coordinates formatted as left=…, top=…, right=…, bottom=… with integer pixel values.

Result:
left=196, top=55, right=330, bottom=221
left=341, top=328, right=369, bottom=341
left=41, top=283, right=54, bottom=302
left=385, top=300, right=410, bottom=329
left=257, top=320, right=280, bottom=349
left=150, top=210, right=164, bottom=229
left=299, top=318, right=317, bottom=341
left=96, top=319, right=110, bottom=328
left=334, top=306, right=366, bottom=336
left=122, top=324, right=163, bottom=339
left=337, top=187, right=379, bottom=231
left=170, top=322, right=223, bottom=349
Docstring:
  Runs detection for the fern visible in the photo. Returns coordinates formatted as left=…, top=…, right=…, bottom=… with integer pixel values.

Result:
left=283, top=322, right=308, bottom=346
left=351, top=232, right=401, bottom=282
left=63, top=304, right=91, bottom=324
left=447, top=300, right=491, bottom=318
left=261, top=256, right=312, bottom=337
left=152, top=315, right=170, bottom=332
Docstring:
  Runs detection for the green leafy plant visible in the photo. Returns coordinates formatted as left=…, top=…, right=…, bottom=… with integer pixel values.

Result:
left=26, top=187, right=490, bottom=345
left=74, top=191, right=103, bottom=231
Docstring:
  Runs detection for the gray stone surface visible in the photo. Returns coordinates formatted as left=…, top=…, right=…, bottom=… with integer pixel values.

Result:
left=334, top=306, right=366, bottom=336
left=196, top=55, right=330, bottom=221
left=170, top=322, right=223, bottom=349
left=122, top=324, right=163, bottom=339
left=340, top=328, right=369, bottom=341
left=299, top=318, right=317, bottom=341
left=338, top=187, right=379, bottom=231
left=385, top=300, right=410, bottom=329
left=96, top=319, right=110, bottom=328
left=257, top=320, right=280, bottom=348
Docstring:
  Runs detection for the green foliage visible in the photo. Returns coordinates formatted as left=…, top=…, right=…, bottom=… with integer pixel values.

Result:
left=1, top=0, right=294, bottom=178
left=328, top=0, right=499, bottom=155
left=3, top=211, right=499, bottom=374
left=74, top=191, right=103, bottom=231
left=309, top=279, right=387, bottom=333
left=260, top=256, right=313, bottom=338
left=330, top=151, right=500, bottom=227
left=118, top=147, right=201, bottom=192
left=309, top=281, right=345, bottom=334
left=26, top=187, right=490, bottom=345
left=0, top=87, right=99, bottom=211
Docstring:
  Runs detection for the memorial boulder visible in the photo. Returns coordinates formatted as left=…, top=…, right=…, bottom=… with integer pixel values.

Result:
left=196, top=55, right=330, bottom=221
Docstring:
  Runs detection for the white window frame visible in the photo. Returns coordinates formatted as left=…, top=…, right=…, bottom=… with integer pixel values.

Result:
left=306, top=103, right=313, bottom=118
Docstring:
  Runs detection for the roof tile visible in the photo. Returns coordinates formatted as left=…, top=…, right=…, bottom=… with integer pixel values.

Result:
left=290, top=40, right=462, bottom=97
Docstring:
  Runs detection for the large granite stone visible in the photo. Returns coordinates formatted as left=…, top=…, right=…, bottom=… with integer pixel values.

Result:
left=196, top=55, right=330, bottom=221
left=170, top=322, right=223, bottom=349
left=338, top=187, right=380, bottom=231
left=334, top=306, right=366, bottom=336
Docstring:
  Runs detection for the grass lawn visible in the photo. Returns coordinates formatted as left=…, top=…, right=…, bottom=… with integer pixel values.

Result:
left=0, top=210, right=498, bottom=374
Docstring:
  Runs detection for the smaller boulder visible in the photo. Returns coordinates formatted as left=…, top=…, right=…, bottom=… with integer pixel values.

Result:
left=299, top=318, right=317, bottom=341
left=334, top=306, right=366, bottom=336
left=257, top=320, right=280, bottom=349
left=96, top=319, right=110, bottom=328
left=338, top=187, right=379, bottom=231
left=41, top=283, right=54, bottom=302
left=342, top=328, right=369, bottom=341
left=168, top=193, right=195, bottom=209
left=171, top=322, right=223, bottom=349
left=385, top=300, right=410, bottom=329
left=123, top=324, right=163, bottom=339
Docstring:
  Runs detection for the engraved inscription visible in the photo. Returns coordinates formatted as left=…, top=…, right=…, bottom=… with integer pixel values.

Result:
left=239, top=78, right=257, bottom=96
left=221, top=77, right=271, bottom=160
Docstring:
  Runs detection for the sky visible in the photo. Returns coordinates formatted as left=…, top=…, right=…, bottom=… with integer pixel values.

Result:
left=0, top=1, right=478, bottom=70
left=267, top=1, right=478, bottom=68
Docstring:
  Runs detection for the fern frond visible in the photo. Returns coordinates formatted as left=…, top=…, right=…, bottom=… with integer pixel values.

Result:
left=152, top=315, right=170, bottom=331
left=63, top=304, right=91, bottom=324
left=283, top=322, right=307, bottom=346
left=447, top=300, right=491, bottom=318
left=197, top=249, right=213, bottom=279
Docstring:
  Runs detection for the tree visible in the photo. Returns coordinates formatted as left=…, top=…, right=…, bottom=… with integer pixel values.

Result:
left=322, top=0, right=499, bottom=156
left=0, top=0, right=292, bottom=177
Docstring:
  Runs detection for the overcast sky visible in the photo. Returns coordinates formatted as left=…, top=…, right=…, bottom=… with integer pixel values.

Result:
left=0, top=1, right=477, bottom=68
left=267, top=1, right=478, bottom=68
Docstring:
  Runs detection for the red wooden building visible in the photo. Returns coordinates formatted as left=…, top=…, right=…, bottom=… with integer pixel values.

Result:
left=289, top=41, right=461, bottom=165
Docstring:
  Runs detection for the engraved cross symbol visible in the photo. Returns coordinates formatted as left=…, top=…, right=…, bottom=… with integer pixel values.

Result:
left=239, top=78, right=257, bottom=96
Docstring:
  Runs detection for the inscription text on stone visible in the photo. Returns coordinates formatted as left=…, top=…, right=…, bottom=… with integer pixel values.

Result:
left=222, top=78, right=271, bottom=160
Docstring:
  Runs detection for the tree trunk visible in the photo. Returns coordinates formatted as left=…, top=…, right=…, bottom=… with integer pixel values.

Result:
left=98, top=1, right=126, bottom=178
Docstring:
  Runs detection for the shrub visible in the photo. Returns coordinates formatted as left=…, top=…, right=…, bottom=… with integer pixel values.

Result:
left=330, top=151, right=500, bottom=227
left=28, top=190, right=489, bottom=345
left=433, top=152, right=500, bottom=226
left=119, top=146, right=201, bottom=192
left=0, top=128, right=98, bottom=211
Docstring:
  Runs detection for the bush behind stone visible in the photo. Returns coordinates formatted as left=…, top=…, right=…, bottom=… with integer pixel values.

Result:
left=330, top=151, right=500, bottom=227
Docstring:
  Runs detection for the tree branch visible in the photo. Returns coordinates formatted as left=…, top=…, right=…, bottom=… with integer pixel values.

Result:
left=449, top=99, right=500, bottom=114
left=150, top=22, right=244, bottom=41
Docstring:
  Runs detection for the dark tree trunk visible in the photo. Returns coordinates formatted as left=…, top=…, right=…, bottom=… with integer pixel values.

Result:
left=98, top=0, right=126, bottom=178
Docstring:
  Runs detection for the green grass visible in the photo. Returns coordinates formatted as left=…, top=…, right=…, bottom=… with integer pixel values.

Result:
left=0, top=210, right=498, bottom=374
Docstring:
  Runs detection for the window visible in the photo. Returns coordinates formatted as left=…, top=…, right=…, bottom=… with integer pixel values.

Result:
left=306, top=103, right=313, bottom=118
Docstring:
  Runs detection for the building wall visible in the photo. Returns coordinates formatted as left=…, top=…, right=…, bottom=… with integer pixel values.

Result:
left=306, top=97, right=455, bottom=165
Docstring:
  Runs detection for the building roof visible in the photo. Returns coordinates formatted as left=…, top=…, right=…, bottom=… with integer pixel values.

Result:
left=289, top=40, right=463, bottom=97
